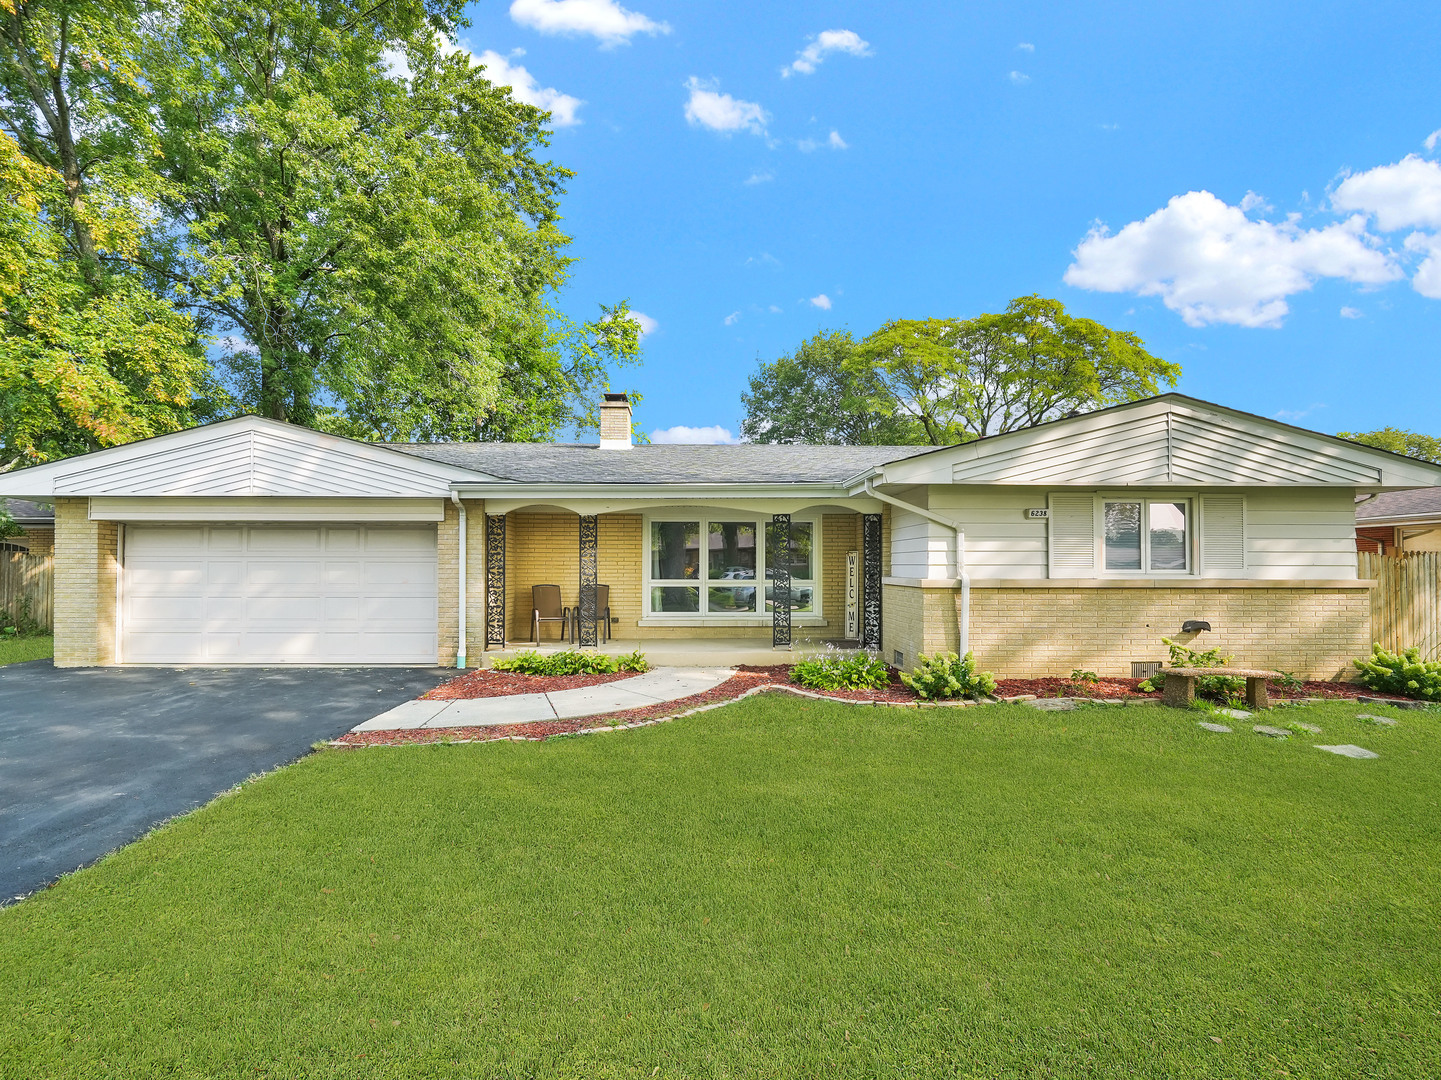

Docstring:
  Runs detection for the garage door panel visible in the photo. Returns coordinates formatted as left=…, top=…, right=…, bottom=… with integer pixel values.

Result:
left=123, top=525, right=437, bottom=664
left=247, top=527, right=322, bottom=552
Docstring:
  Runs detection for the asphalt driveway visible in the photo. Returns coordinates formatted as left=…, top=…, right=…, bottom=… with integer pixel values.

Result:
left=0, top=662, right=451, bottom=904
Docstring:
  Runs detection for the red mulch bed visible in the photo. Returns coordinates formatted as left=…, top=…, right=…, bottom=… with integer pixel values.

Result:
left=335, top=667, right=1392, bottom=749
left=422, top=668, right=640, bottom=700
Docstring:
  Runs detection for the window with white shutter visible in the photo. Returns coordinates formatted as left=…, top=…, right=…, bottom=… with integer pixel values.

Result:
left=1201, top=496, right=1246, bottom=571
left=1048, top=493, right=1096, bottom=577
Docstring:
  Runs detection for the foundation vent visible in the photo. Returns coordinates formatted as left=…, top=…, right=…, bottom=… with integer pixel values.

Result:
left=1131, top=661, right=1162, bottom=679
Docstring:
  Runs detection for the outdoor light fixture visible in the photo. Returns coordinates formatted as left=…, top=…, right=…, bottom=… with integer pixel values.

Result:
left=1181, top=620, right=1212, bottom=634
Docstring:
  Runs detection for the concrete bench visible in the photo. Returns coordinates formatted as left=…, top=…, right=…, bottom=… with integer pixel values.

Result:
left=1161, top=667, right=1282, bottom=710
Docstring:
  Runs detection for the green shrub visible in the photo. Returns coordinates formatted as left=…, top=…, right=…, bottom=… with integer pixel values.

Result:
left=899, top=651, right=997, bottom=701
left=1, top=597, right=48, bottom=639
left=1353, top=644, right=1441, bottom=701
left=790, top=649, right=891, bottom=691
left=491, top=650, right=648, bottom=676
left=1153, top=637, right=1244, bottom=701
left=1070, top=668, right=1100, bottom=690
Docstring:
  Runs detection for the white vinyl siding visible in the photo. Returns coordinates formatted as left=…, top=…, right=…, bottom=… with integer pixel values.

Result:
left=121, top=524, right=438, bottom=664
left=921, top=486, right=1358, bottom=582
left=889, top=510, right=954, bottom=579
left=1200, top=496, right=1246, bottom=571
left=1047, top=493, right=1096, bottom=577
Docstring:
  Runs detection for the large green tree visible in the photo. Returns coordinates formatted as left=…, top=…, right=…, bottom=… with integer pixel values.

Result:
left=140, top=0, right=636, bottom=438
left=854, top=296, right=1179, bottom=445
left=740, top=330, right=924, bottom=445
left=0, top=0, right=216, bottom=464
left=1337, top=427, right=1441, bottom=463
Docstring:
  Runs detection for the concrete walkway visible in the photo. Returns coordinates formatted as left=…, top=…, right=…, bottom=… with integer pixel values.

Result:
left=350, top=667, right=735, bottom=732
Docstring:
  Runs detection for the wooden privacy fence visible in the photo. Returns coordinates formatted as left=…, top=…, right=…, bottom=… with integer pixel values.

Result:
left=1, top=550, right=53, bottom=631
left=1359, top=551, right=1441, bottom=660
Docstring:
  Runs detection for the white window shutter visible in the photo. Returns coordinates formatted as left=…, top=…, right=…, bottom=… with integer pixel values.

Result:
left=1201, top=496, right=1245, bottom=571
left=1048, top=493, right=1095, bottom=577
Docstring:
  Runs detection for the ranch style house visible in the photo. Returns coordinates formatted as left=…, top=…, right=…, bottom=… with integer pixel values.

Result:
left=3, top=393, right=1439, bottom=679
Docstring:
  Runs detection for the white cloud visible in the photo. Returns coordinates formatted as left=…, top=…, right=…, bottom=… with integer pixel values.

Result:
left=1273, top=403, right=1326, bottom=422
left=684, top=77, right=768, bottom=136
left=1063, top=190, right=1400, bottom=328
left=782, top=29, right=871, bottom=77
left=744, top=170, right=774, bottom=185
left=1008, top=70, right=1030, bottom=85
left=1332, top=154, right=1441, bottom=231
left=618, top=310, right=656, bottom=337
left=798, top=129, right=847, bottom=153
left=478, top=49, right=584, bottom=126
left=1017, top=41, right=1035, bottom=52
left=809, top=293, right=832, bottom=310
left=1340, top=305, right=1364, bottom=319
left=723, top=311, right=741, bottom=326
left=509, top=0, right=668, bottom=46
left=745, top=252, right=780, bottom=269
left=768, top=304, right=782, bottom=313
left=1425, top=129, right=1441, bottom=151
left=1239, top=191, right=1272, bottom=213
left=1406, top=231, right=1441, bottom=299
left=650, top=425, right=739, bottom=445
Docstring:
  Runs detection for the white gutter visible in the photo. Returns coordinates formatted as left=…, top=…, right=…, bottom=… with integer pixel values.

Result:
left=450, top=492, right=467, bottom=669
left=862, top=473, right=970, bottom=656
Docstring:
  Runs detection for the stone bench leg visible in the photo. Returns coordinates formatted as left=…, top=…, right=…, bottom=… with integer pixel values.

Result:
left=1246, top=677, right=1269, bottom=711
left=1162, top=674, right=1196, bottom=708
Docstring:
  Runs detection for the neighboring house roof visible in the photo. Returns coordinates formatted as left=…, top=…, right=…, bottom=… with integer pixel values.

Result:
left=3, top=498, right=52, bottom=525
left=387, top=442, right=934, bottom=485
left=1356, top=487, right=1441, bottom=524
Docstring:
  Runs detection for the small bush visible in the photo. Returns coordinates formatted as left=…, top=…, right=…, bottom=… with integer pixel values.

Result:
left=491, top=649, right=648, bottom=676
left=900, top=651, right=997, bottom=701
left=1069, top=668, right=1100, bottom=690
left=1, top=597, right=48, bottom=638
left=790, top=649, right=891, bottom=691
left=1353, top=644, right=1441, bottom=701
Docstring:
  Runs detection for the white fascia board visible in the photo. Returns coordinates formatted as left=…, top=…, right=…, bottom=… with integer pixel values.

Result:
left=450, top=482, right=854, bottom=501
left=1354, top=513, right=1441, bottom=527
left=89, top=496, right=447, bottom=522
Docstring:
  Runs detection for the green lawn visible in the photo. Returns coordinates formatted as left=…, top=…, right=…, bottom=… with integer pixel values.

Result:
left=1, top=696, right=1437, bottom=1079
left=0, top=634, right=52, bottom=665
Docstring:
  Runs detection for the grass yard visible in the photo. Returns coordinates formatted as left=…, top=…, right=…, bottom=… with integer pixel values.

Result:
left=0, top=634, right=52, bottom=665
left=1, top=695, right=1438, bottom=1079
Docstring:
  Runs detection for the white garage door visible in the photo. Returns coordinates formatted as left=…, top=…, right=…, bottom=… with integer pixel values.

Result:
left=122, top=525, right=438, bottom=664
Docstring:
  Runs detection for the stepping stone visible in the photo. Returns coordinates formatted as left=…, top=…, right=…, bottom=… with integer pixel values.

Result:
left=1025, top=698, right=1077, bottom=711
left=1198, top=722, right=1233, bottom=733
left=1357, top=695, right=1430, bottom=711
left=999, top=694, right=1036, bottom=702
left=1217, top=708, right=1252, bottom=720
left=1253, top=725, right=1291, bottom=738
left=1356, top=714, right=1399, bottom=726
left=1314, top=744, right=1380, bottom=759
left=1290, top=722, right=1322, bottom=734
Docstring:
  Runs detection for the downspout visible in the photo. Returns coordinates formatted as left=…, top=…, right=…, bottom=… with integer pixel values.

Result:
left=451, top=491, right=467, bottom=669
left=862, top=474, right=970, bottom=656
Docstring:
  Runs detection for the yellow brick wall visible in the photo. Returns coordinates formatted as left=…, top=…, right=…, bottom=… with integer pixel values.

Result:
left=820, top=514, right=859, bottom=641
left=53, top=498, right=118, bottom=667
left=881, top=582, right=1372, bottom=680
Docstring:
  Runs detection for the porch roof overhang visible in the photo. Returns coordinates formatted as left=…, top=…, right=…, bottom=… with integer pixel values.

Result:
left=451, top=481, right=884, bottom=516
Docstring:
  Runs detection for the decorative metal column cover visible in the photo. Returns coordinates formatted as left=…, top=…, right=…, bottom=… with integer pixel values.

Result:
left=577, top=515, right=599, bottom=647
left=770, top=513, right=792, bottom=648
left=861, top=513, right=882, bottom=649
left=484, top=514, right=506, bottom=647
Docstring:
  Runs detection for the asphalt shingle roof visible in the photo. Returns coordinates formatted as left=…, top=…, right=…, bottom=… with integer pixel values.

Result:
left=385, top=442, right=935, bottom=485
left=1357, top=488, right=1441, bottom=521
left=2, top=498, right=52, bottom=523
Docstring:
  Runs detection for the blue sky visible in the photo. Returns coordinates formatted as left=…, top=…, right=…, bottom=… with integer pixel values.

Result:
left=458, top=1, right=1441, bottom=443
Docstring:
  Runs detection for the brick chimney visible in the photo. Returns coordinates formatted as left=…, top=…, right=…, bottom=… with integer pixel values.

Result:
left=598, top=393, right=633, bottom=449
